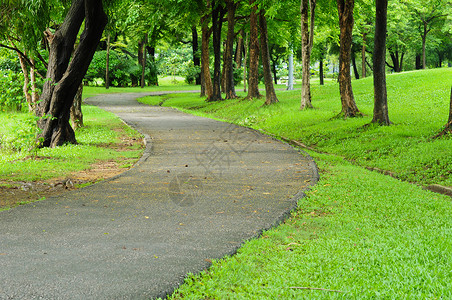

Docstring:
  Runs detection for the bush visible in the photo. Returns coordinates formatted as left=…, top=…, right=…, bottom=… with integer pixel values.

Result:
left=183, top=61, right=200, bottom=84
left=86, top=50, right=137, bottom=87
left=0, top=70, right=26, bottom=111
left=0, top=113, right=40, bottom=153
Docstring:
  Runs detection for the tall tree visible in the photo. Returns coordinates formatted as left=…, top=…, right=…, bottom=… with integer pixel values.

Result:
left=208, top=0, right=225, bottom=101
left=337, top=0, right=361, bottom=118
left=371, top=0, right=390, bottom=125
left=192, top=26, right=201, bottom=85
left=200, top=5, right=213, bottom=98
left=413, top=0, right=448, bottom=69
left=247, top=0, right=261, bottom=99
left=300, top=0, right=316, bottom=109
left=259, top=9, right=278, bottom=105
left=36, top=0, right=107, bottom=147
left=223, top=0, right=237, bottom=99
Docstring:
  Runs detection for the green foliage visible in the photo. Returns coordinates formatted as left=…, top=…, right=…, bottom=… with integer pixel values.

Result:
left=86, top=50, right=141, bottom=87
left=182, top=61, right=200, bottom=85
left=139, top=68, right=452, bottom=187
left=0, top=69, right=25, bottom=111
left=0, top=105, right=144, bottom=182
left=169, top=154, right=452, bottom=299
left=0, top=112, right=40, bottom=154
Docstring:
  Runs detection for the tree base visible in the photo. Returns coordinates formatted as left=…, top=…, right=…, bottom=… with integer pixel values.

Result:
left=433, top=121, right=452, bottom=139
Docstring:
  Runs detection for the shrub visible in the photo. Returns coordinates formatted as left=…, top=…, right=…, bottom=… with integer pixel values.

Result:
left=0, top=70, right=26, bottom=111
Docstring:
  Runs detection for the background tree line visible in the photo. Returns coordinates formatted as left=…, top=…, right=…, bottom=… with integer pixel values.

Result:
left=0, top=0, right=451, bottom=147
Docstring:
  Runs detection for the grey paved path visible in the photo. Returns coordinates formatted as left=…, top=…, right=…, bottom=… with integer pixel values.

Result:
left=0, top=93, right=318, bottom=299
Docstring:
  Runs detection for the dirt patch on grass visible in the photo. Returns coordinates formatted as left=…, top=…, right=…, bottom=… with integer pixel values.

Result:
left=0, top=136, right=144, bottom=211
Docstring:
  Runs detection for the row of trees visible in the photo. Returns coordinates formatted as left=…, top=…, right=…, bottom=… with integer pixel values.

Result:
left=0, top=0, right=451, bottom=147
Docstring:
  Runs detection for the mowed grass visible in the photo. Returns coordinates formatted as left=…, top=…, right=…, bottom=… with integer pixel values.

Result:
left=139, top=68, right=452, bottom=186
left=137, top=68, right=452, bottom=299
left=0, top=104, right=144, bottom=182
left=169, top=153, right=452, bottom=299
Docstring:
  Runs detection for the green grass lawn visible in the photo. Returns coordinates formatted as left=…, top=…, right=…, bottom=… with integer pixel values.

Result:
left=138, top=68, right=452, bottom=299
left=0, top=105, right=143, bottom=182
left=139, top=68, right=452, bottom=186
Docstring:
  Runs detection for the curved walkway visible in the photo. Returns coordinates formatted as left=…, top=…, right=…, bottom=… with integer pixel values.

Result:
left=0, top=93, right=318, bottom=299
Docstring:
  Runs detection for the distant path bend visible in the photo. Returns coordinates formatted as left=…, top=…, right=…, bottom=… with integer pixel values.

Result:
left=0, top=93, right=318, bottom=299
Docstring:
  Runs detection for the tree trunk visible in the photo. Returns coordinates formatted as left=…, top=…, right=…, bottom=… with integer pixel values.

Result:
left=224, top=0, right=237, bottom=99
left=30, top=58, right=39, bottom=107
left=362, top=31, right=366, bottom=78
left=372, top=0, right=390, bottom=125
left=434, top=87, right=452, bottom=138
left=259, top=10, right=278, bottom=105
left=141, top=34, right=148, bottom=88
left=337, top=0, right=361, bottom=118
left=36, top=0, right=107, bottom=148
left=319, top=56, right=324, bottom=85
left=389, top=51, right=404, bottom=72
left=17, top=53, right=31, bottom=111
left=243, top=32, right=249, bottom=93
left=422, top=23, right=427, bottom=69
left=300, top=0, right=313, bottom=109
left=208, top=0, right=225, bottom=102
left=415, top=54, right=422, bottom=69
left=201, top=12, right=213, bottom=98
left=247, top=0, right=261, bottom=99
left=351, top=51, right=360, bottom=79
left=235, top=29, right=244, bottom=68
left=192, top=26, right=201, bottom=85
left=70, top=84, right=84, bottom=129
left=106, top=33, right=110, bottom=89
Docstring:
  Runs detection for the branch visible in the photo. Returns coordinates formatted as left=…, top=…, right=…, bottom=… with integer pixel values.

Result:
left=0, top=43, right=34, bottom=67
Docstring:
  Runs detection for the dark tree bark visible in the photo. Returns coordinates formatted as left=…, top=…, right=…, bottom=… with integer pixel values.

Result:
left=300, top=0, right=314, bottom=109
left=371, top=0, right=390, bottom=125
left=247, top=0, right=261, bottom=99
left=224, top=0, right=237, bottom=99
left=243, top=32, right=249, bottom=93
left=415, top=54, right=422, bottom=69
left=192, top=26, right=201, bottom=85
left=351, top=51, right=360, bottom=79
left=36, top=0, right=107, bottom=148
left=200, top=10, right=213, bottom=98
left=259, top=10, right=278, bottom=105
left=319, top=56, right=324, bottom=85
left=221, top=41, right=226, bottom=93
left=208, top=0, right=225, bottom=102
left=362, top=31, right=367, bottom=78
left=106, top=33, right=110, bottom=89
left=70, top=84, right=84, bottom=129
left=337, top=0, right=361, bottom=118
left=388, top=50, right=404, bottom=72
left=434, top=87, right=452, bottom=138
left=140, top=34, right=148, bottom=88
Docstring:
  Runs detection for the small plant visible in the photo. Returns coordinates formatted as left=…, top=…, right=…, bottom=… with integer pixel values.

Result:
left=0, top=113, right=41, bottom=154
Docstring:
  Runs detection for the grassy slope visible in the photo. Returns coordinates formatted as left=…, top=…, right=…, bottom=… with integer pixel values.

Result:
left=137, top=68, right=452, bottom=299
left=140, top=68, right=452, bottom=186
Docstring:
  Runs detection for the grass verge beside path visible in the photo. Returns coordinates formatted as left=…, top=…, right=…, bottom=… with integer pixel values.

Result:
left=137, top=68, right=452, bottom=298
left=139, top=68, right=452, bottom=187
left=0, top=103, right=144, bottom=210
left=169, top=152, right=452, bottom=299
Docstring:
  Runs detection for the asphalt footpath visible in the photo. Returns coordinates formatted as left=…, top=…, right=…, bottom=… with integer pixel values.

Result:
left=0, top=93, right=319, bottom=299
